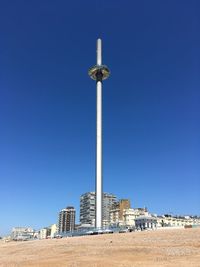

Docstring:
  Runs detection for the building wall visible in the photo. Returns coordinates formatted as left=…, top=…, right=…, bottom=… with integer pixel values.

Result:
left=110, top=208, right=122, bottom=226
left=50, top=224, right=58, bottom=238
left=11, top=227, right=34, bottom=240
left=40, top=228, right=48, bottom=239
left=123, top=208, right=150, bottom=226
left=118, top=199, right=131, bottom=220
left=110, top=200, right=132, bottom=226
left=80, top=192, right=117, bottom=226
left=103, top=193, right=117, bottom=225
left=157, top=216, right=200, bottom=227
left=135, top=216, right=157, bottom=230
left=110, top=207, right=148, bottom=227
left=80, top=192, right=95, bottom=225
left=58, top=206, right=75, bottom=233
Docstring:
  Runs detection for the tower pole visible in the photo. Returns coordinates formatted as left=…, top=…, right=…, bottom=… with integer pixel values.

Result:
left=96, top=39, right=102, bottom=229
left=88, top=39, right=110, bottom=230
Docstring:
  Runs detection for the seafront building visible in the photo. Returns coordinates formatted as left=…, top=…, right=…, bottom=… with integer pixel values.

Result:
left=39, top=224, right=58, bottom=239
left=11, top=227, right=34, bottom=241
left=58, top=206, right=75, bottom=233
left=135, top=216, right=157, bottom=230
left=80, top=192, right=95, bottom=226
left=80, top=192, right=117, bottom=226
left=110, top=199, right=131, bottom=226
left=103, top=193, right=118, bottom=226
left=156, top=215, right=200, bottom=228
left=50, top=223, right=58, bottom=238
left=110, top=207, right=149, bottom=227
left=9, top=212, right=200, bottom=240
left=40, top=227, right=51, bottom=239
left=123, top=208, right=149, bottom=227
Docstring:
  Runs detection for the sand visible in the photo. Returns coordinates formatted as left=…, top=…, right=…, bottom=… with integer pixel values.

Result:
left=0, top=228, right=200, bottom=267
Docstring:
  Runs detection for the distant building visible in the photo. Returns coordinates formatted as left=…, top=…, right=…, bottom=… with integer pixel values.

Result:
left=118, top=199, right=131, bottom=220
left=135, top=216, right=157, bottom=230
left=11, top=227, right=34, bottom=241
left=156, top=215, right=200, bottom=228
left=58, top=206, right=75, bottom=233
left=39, top=224, right=58, bottom=239
left=80, top=192, right=117, bottom=226
left=110, top=199, right=131, bottom=226
left=80, top=192, right=95, bottom=225
left=103, top=193, right=118, bottom=225
left=50, top=224, right=58, bottom=238
left=40, top=227, right=51, bottom=239
left=123, top=208, right=149, bottom=227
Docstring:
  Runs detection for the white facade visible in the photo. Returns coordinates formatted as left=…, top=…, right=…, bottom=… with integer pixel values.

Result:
left=40, top=228, right=48, bottom=239
left=157, top=216, right=200, bottom=228
left=135, top=216, right=157, bottom=230
left=123, top=208, right=150, bottom=226
left=50, top=224, right=58, bottom=238
left=11, top=227, right=34, bottom=241
left=110, top=208, right=149, bottom=227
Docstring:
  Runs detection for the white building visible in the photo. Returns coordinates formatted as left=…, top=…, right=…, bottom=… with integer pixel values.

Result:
left=11, top=227, right=34, bottom=241
left=157, top=215, right=200, bottom=228
left=110, top=207, right=149, bottom=227
left=135, top=216, right=157, bottom=230
left=50, top=224, right=58, bottom=238
left=123, top=208, right=149, bottom=227
left=40, top=228, right=47, bottom=239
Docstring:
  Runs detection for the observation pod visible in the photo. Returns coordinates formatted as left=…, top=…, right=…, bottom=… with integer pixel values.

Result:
left=88, top=65, right=110, bottom=81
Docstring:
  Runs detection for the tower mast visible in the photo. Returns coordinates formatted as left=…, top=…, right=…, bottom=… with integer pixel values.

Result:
left=88, top=39, right=110, bottom=228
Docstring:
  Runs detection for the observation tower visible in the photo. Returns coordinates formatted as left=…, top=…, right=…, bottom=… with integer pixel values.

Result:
left=88, top=39, right=110, bottom=228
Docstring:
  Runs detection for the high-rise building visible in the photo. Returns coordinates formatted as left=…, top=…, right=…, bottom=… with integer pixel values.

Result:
left=80, top=192, right=95, bottom=225
left=80, top=192, right=117, bottom=226
left=103, top=193, right=118, bottom=225
left=58, top=206, right=75, bottom=233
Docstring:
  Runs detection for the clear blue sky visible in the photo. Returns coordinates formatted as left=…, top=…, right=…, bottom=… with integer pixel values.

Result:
left=0, top=0, right=199, bottom=236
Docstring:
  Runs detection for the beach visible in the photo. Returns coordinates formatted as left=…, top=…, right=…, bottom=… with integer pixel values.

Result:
left=0, top=228, right=200, bottom=267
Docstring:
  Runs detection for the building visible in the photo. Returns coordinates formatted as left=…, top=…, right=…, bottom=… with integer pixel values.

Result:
left=50, top=224, right=58, bottom=238
left=80, top=192, right=117, bottom=226
left=40, top=227, right=51, bottom=239
left=80, top=192, right=95, bottom=225
left=110, top=199, right=131, bottom=226
left=156, top=215, right=200, bottom=228
left=58, top=206, right=75, bottom=233
left=118, top=199, right=131, bottom=220
left=11, top=227, right=34, bottom=241
left=123, top=208, right=149, bottom=227
left=103, top=193, right=118, bottom=226
left=135, top=216, right=157, bottom=230
left=40, top=224, right=58, bottom=239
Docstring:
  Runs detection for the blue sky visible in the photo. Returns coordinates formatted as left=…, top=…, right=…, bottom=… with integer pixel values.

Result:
left=0, top=0, right=200, bottom=235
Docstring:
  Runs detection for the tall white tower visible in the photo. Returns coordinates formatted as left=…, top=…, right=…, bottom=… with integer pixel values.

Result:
left=88, top=39, right=110, bottom=228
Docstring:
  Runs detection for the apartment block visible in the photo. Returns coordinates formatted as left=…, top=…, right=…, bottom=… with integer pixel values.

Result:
left=80, top=192, right=117, bottom=226
left=58, top=206, right=75, bottom=233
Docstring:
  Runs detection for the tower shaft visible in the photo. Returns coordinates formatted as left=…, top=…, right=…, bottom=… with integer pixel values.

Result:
left=96, top=81, right=102, bottom=228
left=88, top=39, right=110, bottom=229
left=96, top=39, right=102, bottom=229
